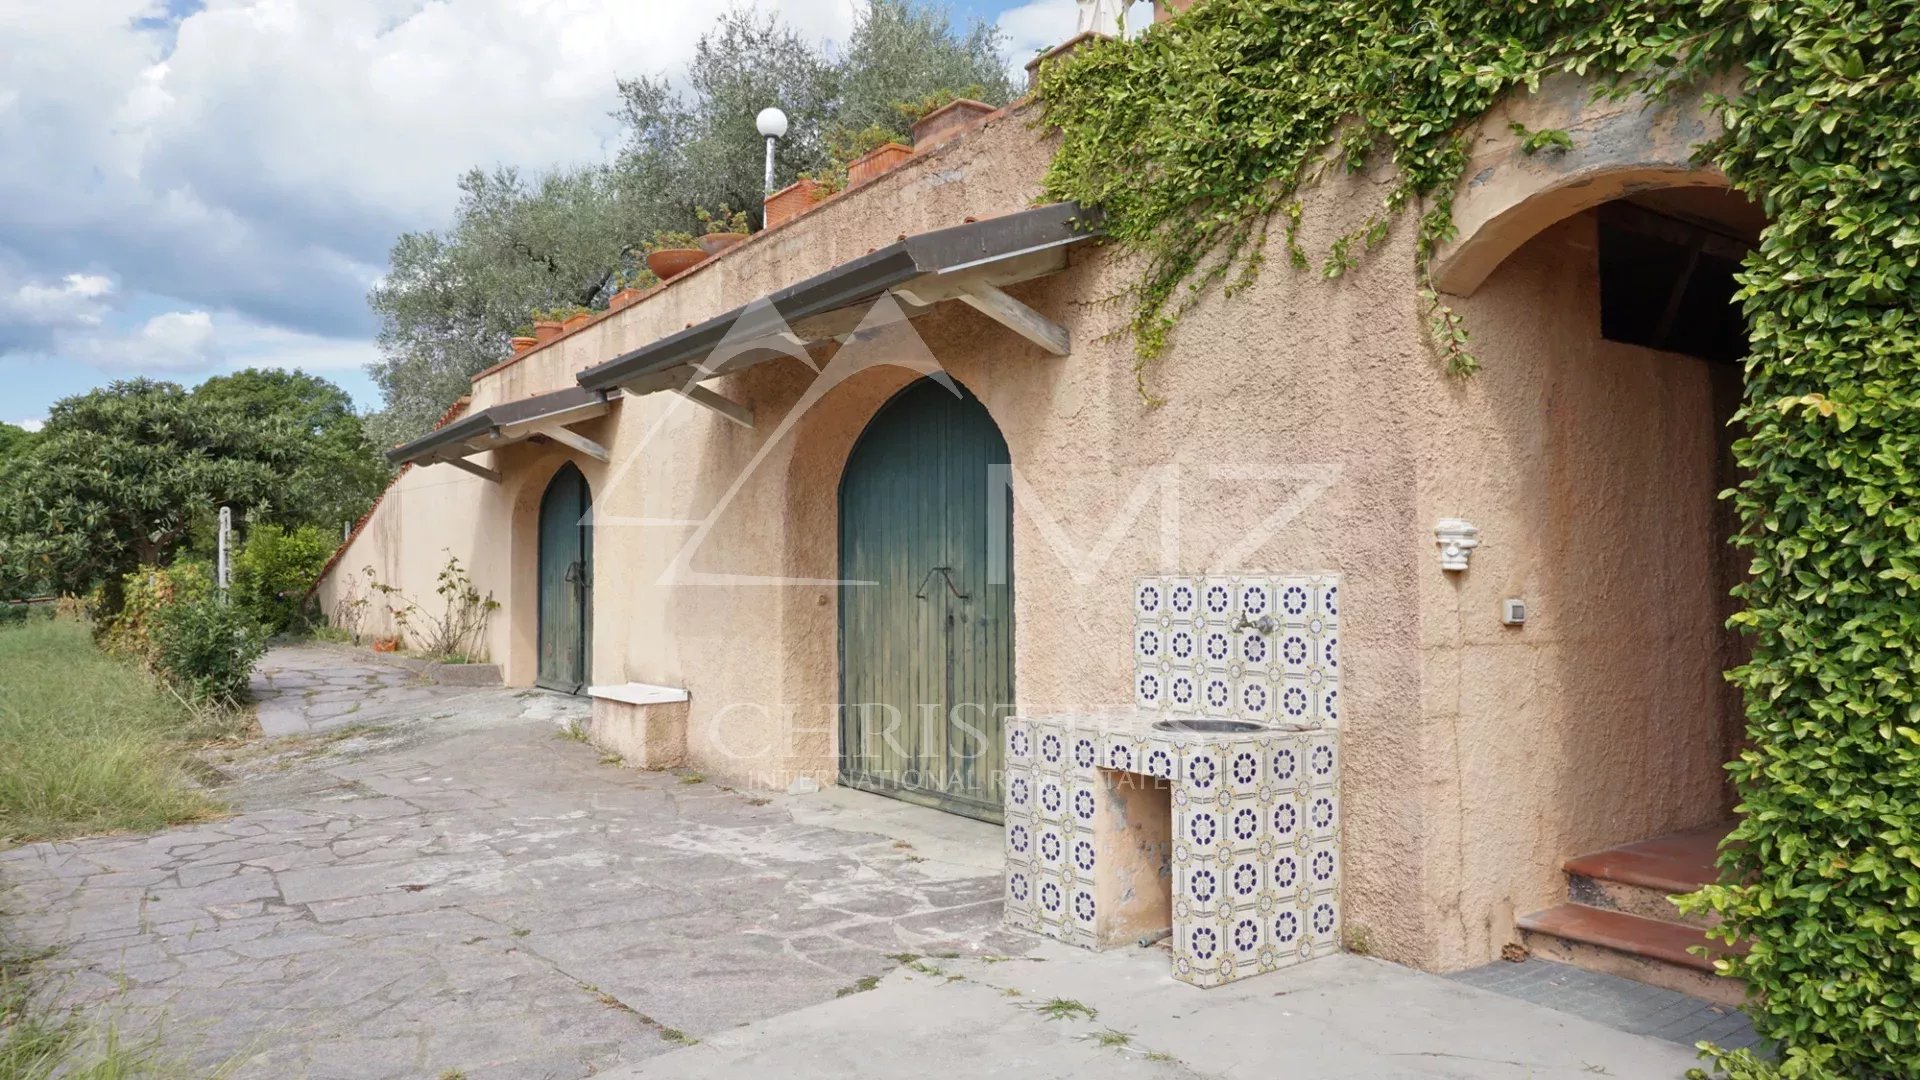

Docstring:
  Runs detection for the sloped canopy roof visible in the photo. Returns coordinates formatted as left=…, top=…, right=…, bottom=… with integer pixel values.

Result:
left=576, top=202, right=1101, bottom=396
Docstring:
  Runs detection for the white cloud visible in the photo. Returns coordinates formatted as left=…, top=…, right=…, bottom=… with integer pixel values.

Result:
left=50, top=305, right=376, bottom=377
left=0, top=0, right=860, bottom=351
left=996, top=0, right=1152, bottom=66
left=0, top=272, right=117, bottom=333
left=8, top=418, right=44, bottom=433
left=67, top=309, right=218, bottom=372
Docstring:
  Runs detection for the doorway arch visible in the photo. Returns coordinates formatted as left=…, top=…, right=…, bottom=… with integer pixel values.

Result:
left=838, top=378, right=1014, bottom=822
left=536, top=462, right=593, bottom=694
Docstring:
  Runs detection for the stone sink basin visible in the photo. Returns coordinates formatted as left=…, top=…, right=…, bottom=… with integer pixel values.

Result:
left=1151, top=718, right=1271, bottom=735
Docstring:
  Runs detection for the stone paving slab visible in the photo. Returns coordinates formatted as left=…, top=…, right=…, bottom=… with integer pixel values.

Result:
left=0, top=647, right=1023, bottom=1079
left=4, top=644, right=1732, bottom=1079
left=600, top=947, right=1703, bottom=1079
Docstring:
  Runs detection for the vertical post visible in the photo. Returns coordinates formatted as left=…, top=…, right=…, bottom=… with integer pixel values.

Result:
left=764, top=136, right=777, bottom=194
left=216, top=506, right=233, bottom=592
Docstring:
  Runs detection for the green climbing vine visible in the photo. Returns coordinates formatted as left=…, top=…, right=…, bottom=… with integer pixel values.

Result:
left=1038, top=4, right=1920, bottom=1078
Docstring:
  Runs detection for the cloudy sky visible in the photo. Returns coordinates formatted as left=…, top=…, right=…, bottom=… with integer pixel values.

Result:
left=0, top=0, right=1125, bottom=431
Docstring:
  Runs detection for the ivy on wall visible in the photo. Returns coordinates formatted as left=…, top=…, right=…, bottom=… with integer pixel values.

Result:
left=1038, top=3, right=1920, bottom=1077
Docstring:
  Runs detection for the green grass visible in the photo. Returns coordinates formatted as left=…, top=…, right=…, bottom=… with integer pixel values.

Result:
left=0, top=619, right=225, bottom=844
left=1030, top=998, right=1098, bottom=1023
left=1, top=933, right=230, bottom=1079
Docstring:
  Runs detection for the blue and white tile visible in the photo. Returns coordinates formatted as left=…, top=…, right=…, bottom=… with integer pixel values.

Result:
left=1276, top=578, right=1314, bottom=626
left=1305, top=736, right=1338, bottom=789
left=1036, top=728, right=1068, bottom=772
left=1163, top=576, right=1200, bottom=624
left=1221, top=740, right=1264, bottom=796
left=1134, top=579, right=1167, bottom=622
left=1305, top=789, right=1339, bottom=841
left=1036, top=822, right=1067, bottom=872
left=1174, top=858, right=1227, bottom=918
left=1199, top=576, right=1237, bottom=627
left=1269, top=738, right=1304, bottom=792
left=1006, top=718, right=1033, bottom=766
left=1223, top=796, right=1266, bottom=852
left=1067, top=780, right=1101, bottom=830
left=1004, top=865, right=1035, bottom=921
left=1275, top=674, right=1315, bottom=725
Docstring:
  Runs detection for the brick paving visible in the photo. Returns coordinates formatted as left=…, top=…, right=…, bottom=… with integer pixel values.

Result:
left=1450, top=957, right=1767, bottom=1054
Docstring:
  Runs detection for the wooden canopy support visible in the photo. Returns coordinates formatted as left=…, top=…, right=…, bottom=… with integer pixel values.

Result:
left=955, top=281, right=1069, bottom=356
left=436, top=454, right=502, bottom=483
left=890, top=248, right=1071, bottom=356
left=533, top=423, right=610, bottom=463
left=673, top=384, right=754, bottom=428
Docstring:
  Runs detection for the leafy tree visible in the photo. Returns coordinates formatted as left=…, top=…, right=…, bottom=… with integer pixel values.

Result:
left=0, top=380, right=334, bottom=610
left=230, top=523, right=337, bottom=634
left=614, top=9, right=839, bottom=231
left=193, top=368, right=389, bottom=532
left=0, top=423, right=37, bottom=488
left=833, top=0, right=1015, bottom=138
left=366, top=1, right=1013, bottom=445
left=366, top=165, right=650, bottom=445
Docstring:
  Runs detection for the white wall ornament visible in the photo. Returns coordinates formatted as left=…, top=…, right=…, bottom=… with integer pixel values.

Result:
left=1434, top=519, right=1480, bottom=572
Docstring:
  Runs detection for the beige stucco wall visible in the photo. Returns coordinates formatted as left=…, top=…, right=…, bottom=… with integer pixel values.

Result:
left=318, top=78, right=1744, bottom=974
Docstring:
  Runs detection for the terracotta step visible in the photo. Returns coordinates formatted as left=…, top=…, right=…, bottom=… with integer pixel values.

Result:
left=1564, top=823, right=1731, bottom=930
left=1563, top=823, right=1730, bottom=895
left=1518, top=903, right=1746, bottom=1007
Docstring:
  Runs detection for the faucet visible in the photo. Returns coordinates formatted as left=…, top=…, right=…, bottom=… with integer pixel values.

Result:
left=1230, top=613, right=1276, bottom=635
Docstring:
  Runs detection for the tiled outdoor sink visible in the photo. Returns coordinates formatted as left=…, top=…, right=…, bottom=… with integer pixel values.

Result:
left=1004, top=575, right=1341, bottom=988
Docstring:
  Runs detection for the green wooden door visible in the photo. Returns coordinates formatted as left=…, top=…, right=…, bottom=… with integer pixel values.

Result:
left=839, top=379, right=1013, bottom=822
left=537, top=463, right=593, bottom=694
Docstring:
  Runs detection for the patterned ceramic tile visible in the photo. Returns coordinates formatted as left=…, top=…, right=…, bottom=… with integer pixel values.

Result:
left=1007, top=571, right=1343, bottom=990
left=1223, top=742, right=1264, bottom=796
left=1005, top=767, right=1034, bottom=816
left=1067, top=732, right=1100, bottom=778
left=1006, top=718, right=1033, bottom=766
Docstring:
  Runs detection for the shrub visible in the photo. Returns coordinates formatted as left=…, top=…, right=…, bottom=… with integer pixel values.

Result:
left=230, top=523, right=335, bottom=634
left=99, top=562, right=213, bottom=661
left=365, top=552, right=497, bottom=662
left=146, top=591, right=265, bottom=707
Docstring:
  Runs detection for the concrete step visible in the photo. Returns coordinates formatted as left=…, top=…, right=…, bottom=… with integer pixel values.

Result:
left=1517, top=903, right=1745, bottom=1007
left=1563, top=824, right=1730, bottom=930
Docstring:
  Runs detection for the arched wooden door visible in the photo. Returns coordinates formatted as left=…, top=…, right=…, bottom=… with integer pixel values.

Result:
left=536, top=463, right=593, bottom=694
left=839, top=379, right=1014, bottom=822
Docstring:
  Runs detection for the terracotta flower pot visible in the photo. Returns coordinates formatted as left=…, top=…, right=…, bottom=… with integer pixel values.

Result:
left=509, top=335, right=538, bottom=355
left=764, top=178, right=827, bottom=229
left=609, top=287, right=645, bottom=310
left=533, top=319, right=564, bottom=345
left=847, top=142, right=912, bottom=187
left=646, top=248, right=706, bottom=281
left=562, top=312, right=591, bottom=333
left=371, top=637, right=400, bottom=654
left=697, top=232, right=747, bottom=257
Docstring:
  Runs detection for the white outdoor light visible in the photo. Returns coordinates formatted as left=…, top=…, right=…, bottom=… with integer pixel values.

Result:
left=756, top=107, right=788, bottom=193
left=1434, top=518, right=1481, bottom=572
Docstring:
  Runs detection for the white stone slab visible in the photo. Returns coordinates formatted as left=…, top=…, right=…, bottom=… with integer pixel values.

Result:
left=587, top=682, right=689, bottom=706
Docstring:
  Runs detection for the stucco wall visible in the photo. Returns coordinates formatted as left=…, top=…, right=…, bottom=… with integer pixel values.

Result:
left=1414, top=212, right=1742, bottom=968
left=318, top=78, right=1743, bottom=975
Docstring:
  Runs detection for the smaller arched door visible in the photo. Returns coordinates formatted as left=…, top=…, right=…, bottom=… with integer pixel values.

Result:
left=536, top=463, right=593, bottom=693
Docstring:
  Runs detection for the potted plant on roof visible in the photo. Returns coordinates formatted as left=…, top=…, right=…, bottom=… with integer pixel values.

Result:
left=644, top=231, right=704, bottom=282
left=608, top=265, right=656, bottom=310
left=695, top=205, right=751, bottom=257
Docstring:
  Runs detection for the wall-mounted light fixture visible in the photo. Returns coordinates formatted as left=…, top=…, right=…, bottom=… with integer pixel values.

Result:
left=1434, top=518, right=1480, bottom=572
